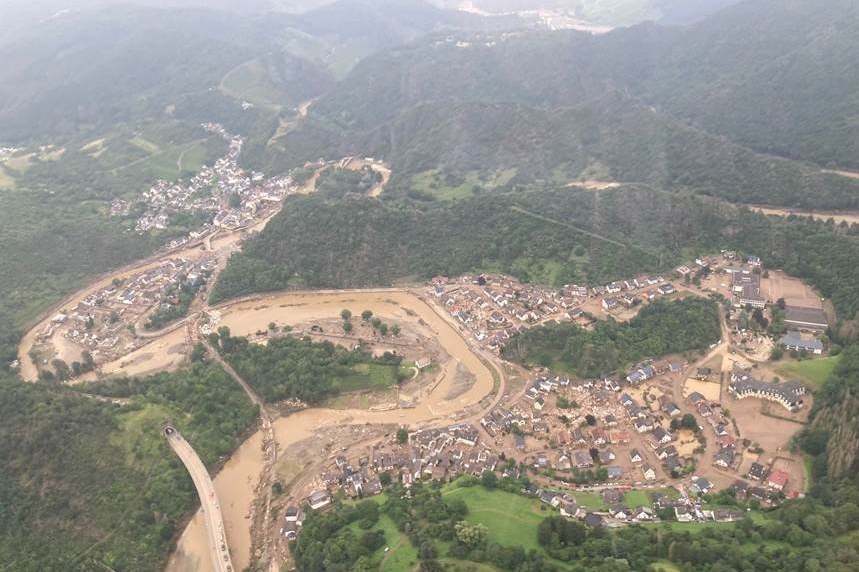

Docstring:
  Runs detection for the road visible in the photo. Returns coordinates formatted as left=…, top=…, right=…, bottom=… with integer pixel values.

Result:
left=164, top=425, right=234, bottom=572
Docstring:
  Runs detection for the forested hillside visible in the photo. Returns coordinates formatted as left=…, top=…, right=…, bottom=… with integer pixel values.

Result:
left=263, top=0, right=859, bottom=196
left=0, top=362, right=257, bottom=571
left=270, top=92, right=859, bottom=208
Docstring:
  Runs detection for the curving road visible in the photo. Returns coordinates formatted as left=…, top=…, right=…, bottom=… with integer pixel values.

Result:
left=164, top=425, right=234, bottom=572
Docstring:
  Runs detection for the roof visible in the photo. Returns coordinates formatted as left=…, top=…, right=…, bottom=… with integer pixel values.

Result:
left=784, top=306, right=828, bottom=328
left=780, top=331, right=823, bottom=351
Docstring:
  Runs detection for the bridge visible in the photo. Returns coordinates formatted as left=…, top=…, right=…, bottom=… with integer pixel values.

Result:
left=164, top=425, right=234, bottom=572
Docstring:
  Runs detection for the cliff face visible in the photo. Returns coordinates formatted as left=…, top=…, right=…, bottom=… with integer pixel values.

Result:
left=811, top=389, right=859, bottom=479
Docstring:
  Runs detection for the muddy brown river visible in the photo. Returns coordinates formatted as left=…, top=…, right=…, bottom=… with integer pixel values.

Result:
left=166, top=290, right=496, bottom=572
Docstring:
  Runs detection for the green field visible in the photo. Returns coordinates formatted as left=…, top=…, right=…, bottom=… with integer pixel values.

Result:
left=220, top=58, right=285, bottom=108
left=443, top=486, right=547, bottom=551
left=347, top=513, right=419, bottom=572
left=776, top=355, right=840, bottom=389
left=411, top=169, right=518, bottom=201
left=335, top=363, right=399, bottom=392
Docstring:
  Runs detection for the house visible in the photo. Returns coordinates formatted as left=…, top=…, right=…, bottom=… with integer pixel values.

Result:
left=668, top=361, right=686, bottom=373
left=601, top=488, right=623, bottom=505
left=747, top=255, right=761, bottom=267
left=610, top=506, right=629, bottom=520
left=633, top=506, right=656, bottom=521
left=747, top=462, right=767, bottom=481
left=713, top=508, right=744, bottom=522
left=308, top=490, right=331, bottom=510
left=767, top=469, right=789, bottom=492
left=713, top=447, right=735, bottom=469
left=574, top=450, right=593, bottom=468
left=691, top=477, right=713, bottom=495
left=282, top=521, right=298, bottom=540
left=560, top=501, right=583, bottom=519
left=598, top=449, right=616, bottom=464
left=642, top=464, right=657, bottom=481
left=658, top=283, right=676, bottom=295
left=539, top=490, right=559, bottom=506
left=674, top=506, right=694, bottom=522
left=661, top=400, right=681, bottom=417
left=629, top=449, right=643, bottom=463
left=602, top=297, right=619, bottom=310
left=780, top=331, right=824, bottom=354
left=784, top=306, right=829, bottom=332
left=633, top=417, right=654, bottom=433
left=652, top=427, right=673, bottom=445
left=655, top=445, right=678, bottom=460
left=607, top=466, right=623, bottom=479
left=730, top=480, right=750, bottom=499
left=584, top=513, right=604, bottom=528
left=285, top=506, right=300, bottom=522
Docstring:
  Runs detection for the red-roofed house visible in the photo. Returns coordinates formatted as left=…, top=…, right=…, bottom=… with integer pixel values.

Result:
left=767, top=469, right=789, bottom=492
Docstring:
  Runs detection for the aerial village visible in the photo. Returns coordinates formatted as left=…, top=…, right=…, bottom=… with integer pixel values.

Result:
left=286, top=251, right=828, bottom=535
left=31, top=122, right=310, bottom=373
left=110, top=122, right=293, bottom=242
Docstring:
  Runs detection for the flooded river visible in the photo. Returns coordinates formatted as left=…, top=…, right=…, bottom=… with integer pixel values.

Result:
left=167, top=290, right=496, bottom=572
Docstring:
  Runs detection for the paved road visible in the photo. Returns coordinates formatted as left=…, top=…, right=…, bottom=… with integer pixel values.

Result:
left=165, top=425, right=234, bottom=572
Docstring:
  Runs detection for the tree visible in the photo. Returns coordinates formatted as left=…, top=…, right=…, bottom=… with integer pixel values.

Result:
left=343, top=321, right=353, bottom=333
left=341, top=309, right=352, bottom=321
left=771, top=344, right=785, bottom=360
left=681, top=413, right=698, bottom=431
left=480, top=470, right=498, bottom=489
left=268, top=321, right=277, bottom=331
left=585, top=414, right=597, bottom=426
left=455, top=521, right=488, bottom=548
left=391, top=324, right=401, bottom=336
left=371, top=317, right=382, bottom=329
left=362, top=310, right=373, bottom=321
left=396, top=427, right=409, bottom=444
left=379, top=323, right=388, bottom=336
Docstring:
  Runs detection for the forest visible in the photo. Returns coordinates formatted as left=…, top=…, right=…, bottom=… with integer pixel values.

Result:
left=0, top=361, right=257, bottom=571
left=501, top=297, right=721, bottom=377
left=211, top=328, right=403, bottom=403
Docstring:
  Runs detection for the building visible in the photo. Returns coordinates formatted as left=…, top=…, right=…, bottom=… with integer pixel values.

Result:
left=784, top=306, right=828, bottom=332
left=767, top=469, right=789, bottom=492
left=733, top=272, right=765, bottom=308
left=780, top=332, right=824, bottom=354
left=308, top=490, right=331, bottom=510
left=729, top=368, right=807, bottom=412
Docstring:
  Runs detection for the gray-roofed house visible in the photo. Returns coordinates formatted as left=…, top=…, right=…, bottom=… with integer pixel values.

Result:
left=780, top=332, right=824, bottom=354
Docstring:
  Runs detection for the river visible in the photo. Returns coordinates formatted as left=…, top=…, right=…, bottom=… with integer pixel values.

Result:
left=166, top=289, right=497, bottom=571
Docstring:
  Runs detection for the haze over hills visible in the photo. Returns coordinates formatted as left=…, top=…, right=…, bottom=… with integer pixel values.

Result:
left=261, top=0, right=859, bottom=208
left=3, top=0, right=859, bottom=571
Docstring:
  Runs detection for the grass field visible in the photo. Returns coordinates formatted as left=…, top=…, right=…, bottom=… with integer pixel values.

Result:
left=776, top=355, right=839, bottom=389
left=573, top=490, right=608, bottom=510
left=411, top=169, right=518, bottom=201
left=347, top=513, right=418, bottom=572
left=335, top=363, right=399, bottom=392
left=442, top=486, right=546, bottom=551
left=219, top=58, right=284, bottom=108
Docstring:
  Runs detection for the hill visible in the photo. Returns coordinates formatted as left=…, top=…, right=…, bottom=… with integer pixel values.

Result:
left=262, top=0, right=859, bottom=198
left=270, top=88, right=859, bottom=209
left=0, top=362, right=257, bottom=571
